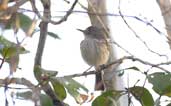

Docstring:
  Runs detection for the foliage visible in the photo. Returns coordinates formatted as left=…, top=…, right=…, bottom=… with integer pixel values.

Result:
left=148, top=72, right=171, bottom=96
left=129, top=86, right=154, bottom=106
left=0, top=36, right=29, bottom=72
left=92, top=90, right=124, bottom=106
left=52, top=77, right=89, bottom=104
left=17, top=91, right=53, bottom=106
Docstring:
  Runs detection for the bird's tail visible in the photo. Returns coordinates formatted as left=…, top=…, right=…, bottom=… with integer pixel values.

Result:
left=95, top=71, right=104, bottom=90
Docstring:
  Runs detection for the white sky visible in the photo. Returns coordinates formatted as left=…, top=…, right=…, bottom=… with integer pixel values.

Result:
left=0, top=0, right=170, bottom=106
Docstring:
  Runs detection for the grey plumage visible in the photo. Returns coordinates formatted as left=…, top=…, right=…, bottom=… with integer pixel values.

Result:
left=78, top=26, right=110, bottom=90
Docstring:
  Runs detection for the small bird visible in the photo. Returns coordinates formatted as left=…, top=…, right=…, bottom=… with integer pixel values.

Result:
left=78, top=26, right=110, bottom=90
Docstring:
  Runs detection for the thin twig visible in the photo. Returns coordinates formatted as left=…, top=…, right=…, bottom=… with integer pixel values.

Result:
left=50, top=0, right=78, bottom=24
left=30, top=0, right=78, bottom=24
left=78, top=1, right=88, bottom=10
left=83, top=66, right=93, bottom=73
left=33, top=0, right=65, bottom=105
left=118, top=0, right=168, bottom=59
left=18, top=7, right=166, bottom=36
left=110, top=41, right=133, bottom=56
left=124, top=56, right=170, bottom=73
left=0, top=78, right=35, bottom=89
left=62, top=56, right=170, bottom=78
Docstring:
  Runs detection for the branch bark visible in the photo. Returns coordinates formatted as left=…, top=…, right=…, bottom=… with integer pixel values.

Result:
left=156, top=0, right=171, bottom=48
left=33, top=0, right=64, bottom=106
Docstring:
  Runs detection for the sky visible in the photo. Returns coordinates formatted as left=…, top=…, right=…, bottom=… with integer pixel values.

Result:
left=0, top=0, right=170, bottom=106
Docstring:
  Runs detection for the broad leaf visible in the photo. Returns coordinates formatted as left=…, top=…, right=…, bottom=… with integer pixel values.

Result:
left=40, top=94, right=53, bottom=106
left=5, top=13, right=36, bottom=37
left=148, top=72, right=171, bottom=96
left=17, top=91, right=53, bottom=106
left=0, top=36, right=28, bottom=72
left=55, top=77, right=88, bottom=104
left=129, top=86, right=154, bottom=106
left=16, top=91, right=32, bottom=100
left=0, top=36, right=29, bottom=58
left=50, top=79, right=66, bottom=100
left=47, top=32, right=60, bottom=39
left=92, top=90, right=124, bottom=106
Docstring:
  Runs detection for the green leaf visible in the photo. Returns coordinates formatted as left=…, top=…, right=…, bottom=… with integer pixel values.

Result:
left=1, top=46, right=27, bottom=58
left=5, top=13, right=36, bottom=37
left=34, top=65, right=42, bottom=82
left=16, top=91, right=32, bottom=100
left=0, top=44, right=28, bottom=59
left=92, top=90, right=124, bottom=106
left=0, top=36, right=29, bottom=72
left=148, top=72, right=171, bottom=96
left=50, top=79, right=66, bottom=100
left=6, top=13, right=32, bottom=29
left=129, top=86, right=154, bottom=106
left=17, top=91, right=53, bottom=106
left=17, top=13, right=34, bottom=35
left=0, top=36, right=29, bottom=58
left=0, top=36, right=13, bottom=47
left=47, top=32, right=60, bottom=39
left=40, top=94, right=53, bottom=106
left=34, top=65, right=58, bottom=83
left=63, top=77, right=88, bottom=93
left=56, top=77, right=88, bottom=103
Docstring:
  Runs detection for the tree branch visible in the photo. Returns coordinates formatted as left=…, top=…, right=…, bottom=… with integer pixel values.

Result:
left=118, top=0, right=168, bottom=59
left=33, top=0, right=65, bottom=105
left=0, top=77, right=35, bottom=88
left=30, top=0, right=78, bottom=24
left=62, top=56, right=170, bottom=78
left=0, top=77, right=41, bottom=105
left=18, top=8, right=166, bottom=36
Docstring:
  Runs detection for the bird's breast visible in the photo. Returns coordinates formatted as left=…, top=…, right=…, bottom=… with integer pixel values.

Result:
left=80, top=39, right=109, bottom=66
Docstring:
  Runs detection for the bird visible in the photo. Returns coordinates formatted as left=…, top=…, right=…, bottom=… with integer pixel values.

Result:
left=77, top=26, right=110, bottom=90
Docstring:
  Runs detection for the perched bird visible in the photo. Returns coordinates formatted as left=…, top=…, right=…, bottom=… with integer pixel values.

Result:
left=78, top=26, right=110, bottom=90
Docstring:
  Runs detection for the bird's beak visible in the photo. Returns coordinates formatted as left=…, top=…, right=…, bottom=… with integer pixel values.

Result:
left=77, top=29, right=85, bottom=33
